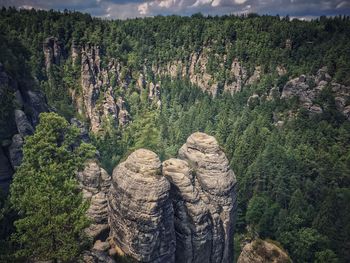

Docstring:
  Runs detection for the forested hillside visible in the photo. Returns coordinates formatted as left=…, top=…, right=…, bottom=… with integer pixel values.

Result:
left=1, top=8, right=350, bottom=263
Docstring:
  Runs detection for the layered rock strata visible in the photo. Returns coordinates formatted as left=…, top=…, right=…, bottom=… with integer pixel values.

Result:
left=77, top=160, right=111, bottom=241
left=107, top=133, right=237, bottom=263
left=175, top=132, right=237, bottom=263
left=108, top=149, right=175, bottom=263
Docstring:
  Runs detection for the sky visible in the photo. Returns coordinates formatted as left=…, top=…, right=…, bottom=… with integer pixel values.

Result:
left=1, top=0, right=350, bottom=20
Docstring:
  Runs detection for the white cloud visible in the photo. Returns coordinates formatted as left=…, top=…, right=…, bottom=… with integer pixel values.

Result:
left=234, top=0, right=247, bottom=4
left=159, top=0, right=177, bottom=8
left=138, top=2, right=149, bottom=15
left=212, top=0, right=222, bottom=7
left=192, top=0, right=212, bottom=7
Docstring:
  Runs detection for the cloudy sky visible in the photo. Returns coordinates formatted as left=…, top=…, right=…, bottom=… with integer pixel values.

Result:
left=1, top=0, right=350, bottom=19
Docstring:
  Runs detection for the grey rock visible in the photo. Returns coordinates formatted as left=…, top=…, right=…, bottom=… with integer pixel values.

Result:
left=0, top=147, right=13, bottom=194
left=237, top=239, right=290, bottom=263
left=43, top=37, right=62, bottom=71
left=79, top=45, right=127, bottom=133
left=14, top=109, right=34, bottom=137
left=81, top=250, right=116, bottom=263
left=25, top=90, right=49, bottom=126
left=71, top=118, right=90, bottom=143
left=281, top=69, right=350, bottom=119
left=172, top=132, right=237, bottom=263
left=108, top=149, right=175, bottom=263
left=93, top=240, right=110, bottom=252
left=8, top=134, right=24, bottom=170
left=78, top=160, right=111, bottom=241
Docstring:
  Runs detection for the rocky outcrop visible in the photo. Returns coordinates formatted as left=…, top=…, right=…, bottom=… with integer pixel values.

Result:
left=175, top=132, right=237, bottom=263
left=107, top=133, right=237, bottom=263
left=78, top=44, right=130, bottom=133
left=224, top=58, right=247, bottom=95
left=281, top=67, right=350, bottom=119
left=237, top=239, right=291, bottom=263
left=14, top=109, right=34, bottom=137
left=77, top=160, right=111, bottom=241
left=0, top=147, right=13, bottom=194
left=148, top=82, right=161, bottom=108
left=8, top=134, right=24, bottom=170
left=108, top=149, right=175, bottom=263
left=43, top=37, right=62, bottom=71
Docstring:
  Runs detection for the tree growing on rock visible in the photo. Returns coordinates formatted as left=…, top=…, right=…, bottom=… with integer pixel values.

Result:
left=10, top=112, right=96, bottom=262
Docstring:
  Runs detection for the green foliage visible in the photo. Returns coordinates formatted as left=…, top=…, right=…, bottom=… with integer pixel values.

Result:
left=1, top=8, right=350, bottom=263
left=10, top=112, right=96, bottom=262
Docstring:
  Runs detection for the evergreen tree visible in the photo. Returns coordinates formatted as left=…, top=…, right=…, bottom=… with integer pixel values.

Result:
left=10, top=112, right=96, bottom=262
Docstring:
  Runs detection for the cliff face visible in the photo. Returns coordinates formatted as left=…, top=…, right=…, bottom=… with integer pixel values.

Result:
left=154, top=49, right=257, bottom=97
left=79, top=44, right=126, bottom=133
left=0, top=63, right=49, bottom=193
left=43, top=37, right=62, bottom=72
left=107, top=133, right=237, bottom=263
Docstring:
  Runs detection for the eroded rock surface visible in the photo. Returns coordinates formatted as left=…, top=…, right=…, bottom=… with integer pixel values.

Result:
left=174, top=132, right=237, bottom=263
left=237, top=239, right=291, bottom=263
left=78, top=160, right=111, bottom=241
left=77, top=44, right=130, bottom=133
left=108, top=149, right=175, bottom=263
left=281, top=67, right=350, bottom=119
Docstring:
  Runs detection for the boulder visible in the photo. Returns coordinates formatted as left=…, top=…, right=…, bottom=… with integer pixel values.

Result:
left=108, top=149, right=175, bottom=263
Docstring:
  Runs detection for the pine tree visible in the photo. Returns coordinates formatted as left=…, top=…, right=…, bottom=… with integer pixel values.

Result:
left=10, top=112, right=96, bottom=262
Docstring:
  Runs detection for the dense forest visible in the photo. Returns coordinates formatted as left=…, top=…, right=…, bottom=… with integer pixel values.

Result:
left=0, top=7, right=350, bottom=263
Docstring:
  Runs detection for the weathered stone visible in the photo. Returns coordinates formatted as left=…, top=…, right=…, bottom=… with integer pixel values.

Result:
left=8, top=134, right=24, bottom=170
left=0, top=147, right=13, bottom=194
left=81, top=250, right=116, bottom=263
left=14, top=109, right=34, bottom=137
left=237, top=239, right=291, bottom=263
left=108, top=149, right=175, bottom=263
left=78, top=160, right=111, bottom=241
left=172, top=132, right=237, bottom=263
left=79, top=45, right=128, bottom=132
left=43, top=37, right=61, bottom=71
left=25, top=90, right=49, bottom=126
left=71, top=118, right=90, bottom=143
left=93, top=240, right=110, bottom=252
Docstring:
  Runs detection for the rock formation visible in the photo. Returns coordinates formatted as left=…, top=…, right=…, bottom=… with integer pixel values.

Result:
left=0, top=147, right=13, bottom=194
left=0, top=63, right=49, bottom=192
left=174, top=132, right=237, bottom=263
left=281, top=67, right=350, bottom=119
left=108, top=149, right=175, bottom=262
left=43, top=37, right=62, bottom=71
left=77, top=159, right=111, bottom=241
left=107, top=133, right=237, bottom=262
left=14, top=109, right=34, bottom=137
left=77, top=44, right=130, bottom=133
left=237, top=239, right=291, bottom=263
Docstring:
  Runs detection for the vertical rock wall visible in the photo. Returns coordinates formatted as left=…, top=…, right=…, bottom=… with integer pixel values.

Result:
left=108, top=149, right=176, bottom=262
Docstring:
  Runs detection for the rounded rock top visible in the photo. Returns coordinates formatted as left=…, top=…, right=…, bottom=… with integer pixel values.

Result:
left=186, top=132, right=220, bottom=153
left=124, top=148, right=161, bottom=176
